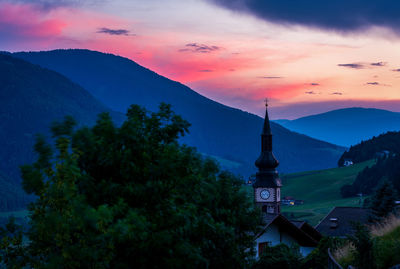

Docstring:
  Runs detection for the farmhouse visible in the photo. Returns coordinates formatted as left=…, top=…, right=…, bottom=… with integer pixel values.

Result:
left=252, top=102, right=321, bottom=257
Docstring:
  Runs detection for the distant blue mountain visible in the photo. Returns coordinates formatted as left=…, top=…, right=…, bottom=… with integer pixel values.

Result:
left=12, top=49, right=345, bottom=175
left=274, top=108, right=400, bottom=147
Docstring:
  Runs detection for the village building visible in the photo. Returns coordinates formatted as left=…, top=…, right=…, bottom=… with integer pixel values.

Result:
left=252, top=102, right=321, bottom=257
left=343, top=159, right=353, bottom=166
left=315, top=207, right=370, bottom=238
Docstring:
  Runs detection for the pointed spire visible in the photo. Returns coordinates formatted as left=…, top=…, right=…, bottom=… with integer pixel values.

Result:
left=253, top=99, right=281, bottom=187
left=262, top=98, right=272, bottom=136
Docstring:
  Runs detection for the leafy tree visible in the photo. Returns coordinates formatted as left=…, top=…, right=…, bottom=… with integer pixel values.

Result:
left=252, top=244, right=303, bottom=269
left=368, top=180, right=399, bottom=222
left=1, top=104, right=262, bottom=268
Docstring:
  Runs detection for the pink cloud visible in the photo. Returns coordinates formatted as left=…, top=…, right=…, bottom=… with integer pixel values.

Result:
left=0, top=2, right=66, bottom=47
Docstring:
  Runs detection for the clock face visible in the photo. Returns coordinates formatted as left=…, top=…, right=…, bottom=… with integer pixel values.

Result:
left=260, top=189, right=270, bottom=200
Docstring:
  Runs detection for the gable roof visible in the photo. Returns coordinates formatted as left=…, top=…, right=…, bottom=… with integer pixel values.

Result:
left=256, top=214, right=321, bottom=247
left=315, top=207, right=370, bottom=237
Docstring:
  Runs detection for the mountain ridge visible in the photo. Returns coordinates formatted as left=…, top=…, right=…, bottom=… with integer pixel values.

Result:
left=12, top=49, right=345, bottom=175
left=275, top=107, right=400, bottom=147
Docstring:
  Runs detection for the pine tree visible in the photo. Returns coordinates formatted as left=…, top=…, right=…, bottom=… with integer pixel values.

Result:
left=368, top=179, right=399, bottom=222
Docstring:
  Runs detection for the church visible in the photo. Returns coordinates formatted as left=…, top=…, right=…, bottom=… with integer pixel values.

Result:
left=252, top=102, right=322, bottom=257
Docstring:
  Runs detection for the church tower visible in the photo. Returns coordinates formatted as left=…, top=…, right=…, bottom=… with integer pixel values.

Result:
left=253, top=100, right=282, bottom=215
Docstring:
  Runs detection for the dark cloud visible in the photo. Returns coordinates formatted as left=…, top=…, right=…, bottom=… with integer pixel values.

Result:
left=305, top=91, right=316, bottom=95
left=198, top=69, right=213, bottom=72
left=97, top=28, right=133, bottom=36
left=258, top=76, right=283, bottom=79
left=207, top=0, right=400, bottom=34
left=338, top=63, right=364, bottom=69
left=309, top=83, right=320, bottom=86
left=331, top=92, right=343, bottom=95
left=392, top=69, right=400, bottom=72
left=370, top=62, right=386, bottom=66
left=366, top=81, right=391, bottom=86
left=179, top=43, right=221, bottom=53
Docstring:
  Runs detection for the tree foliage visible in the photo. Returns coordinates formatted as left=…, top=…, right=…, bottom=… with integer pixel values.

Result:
left=338, top=131, right=400, bottom=167
left=252, top=244, right=302, bottom=269
left=367, top=180, right=399, bottom=223
left=347, top=223, right=376, bottom=269
left=341, top=154, right=400, bottom=198
left=1, top=103, right=262, bottom=268
left=302, top=236, right=346, bottom=269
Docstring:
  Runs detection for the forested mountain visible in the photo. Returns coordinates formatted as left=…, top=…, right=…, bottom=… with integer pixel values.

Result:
left=338, top=131, right=400, bottom=166
left=0, top=54, right=124, bottom=190
left=13, top=49, right=345, bottom=175
left=276, top=108, right=400, bottom=147
left=338, top=131, right=400, bottom=197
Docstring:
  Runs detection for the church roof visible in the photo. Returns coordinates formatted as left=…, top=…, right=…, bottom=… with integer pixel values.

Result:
left=256, top=214, right=321, bottom=247
left=315, top=207, right=371, bottom=237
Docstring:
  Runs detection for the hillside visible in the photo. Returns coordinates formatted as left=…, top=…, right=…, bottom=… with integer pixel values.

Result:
left=276, top=108, right=400, bottom=147
left=280, top=160, right=375, bottom=225
left=338, top=131, right=400, bottom=166
left=0, top=54, right=124, bottom=193
left=338, top=131, right=400, bottom=197
left=13, top=49, right=345, bottom=175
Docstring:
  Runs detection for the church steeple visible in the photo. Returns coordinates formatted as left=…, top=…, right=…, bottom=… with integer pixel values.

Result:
left=253, top=100, right=282, bottom=215
left=254, top=100, right=281, bottom=188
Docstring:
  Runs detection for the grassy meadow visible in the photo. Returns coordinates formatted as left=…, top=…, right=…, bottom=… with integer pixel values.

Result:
left=280, top=160, right=375, bottom=225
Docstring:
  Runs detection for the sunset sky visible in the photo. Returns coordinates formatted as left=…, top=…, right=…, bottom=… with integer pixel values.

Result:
left=2, top=0, right=400, bottom=119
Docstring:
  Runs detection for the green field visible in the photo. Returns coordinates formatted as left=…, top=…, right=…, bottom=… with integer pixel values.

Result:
left=280, top=160, right=375, bottom=225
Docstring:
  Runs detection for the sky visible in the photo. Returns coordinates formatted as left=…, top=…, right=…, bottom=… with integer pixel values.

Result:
left=1, top=0, right=400, bottom=119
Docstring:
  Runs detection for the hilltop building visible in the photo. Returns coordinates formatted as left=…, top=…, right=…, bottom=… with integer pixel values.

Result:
left=253, top=102, right=321, bottom=257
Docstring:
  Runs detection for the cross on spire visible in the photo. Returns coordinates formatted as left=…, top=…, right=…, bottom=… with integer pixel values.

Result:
left=264, top=98, right=269, bottom=107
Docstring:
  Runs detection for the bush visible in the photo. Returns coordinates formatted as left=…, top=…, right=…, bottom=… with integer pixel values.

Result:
left=252, top=244, right=303, bottom=269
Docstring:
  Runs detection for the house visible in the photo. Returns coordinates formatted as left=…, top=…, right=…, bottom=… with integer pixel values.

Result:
left=252, top=101, right=321, bottom=258
left=343, top=159, right=353, bottom=166
left=315, top=207, right=370, bottom=238
left=281, top=197, right=304, bottom=206
left=255, top=215, right=322, bottom=257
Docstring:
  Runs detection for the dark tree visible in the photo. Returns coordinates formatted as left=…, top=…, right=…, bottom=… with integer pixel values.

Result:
left=368, top=180, right=399, bottom=223
left=1, top=104, right=262, bottom=268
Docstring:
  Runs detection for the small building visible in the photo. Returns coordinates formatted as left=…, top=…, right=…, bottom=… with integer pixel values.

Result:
left=281, top=198, right=304, bottom=206
left=343, top=159, right=353, bottom=166
left=255, top=215, right=322, bottom=257
left=252, top=101, right=321, bottom=258
left=315, top=207, right=370, bottom=238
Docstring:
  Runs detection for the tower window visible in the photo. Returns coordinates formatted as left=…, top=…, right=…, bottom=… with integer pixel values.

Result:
left=267, top=206, right=275, bottom=214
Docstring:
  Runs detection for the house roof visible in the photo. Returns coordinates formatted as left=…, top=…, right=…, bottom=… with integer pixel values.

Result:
left=315, top=207, right=370, bottom=237
left=256, top=214, right=321, bottom=247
